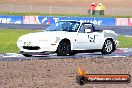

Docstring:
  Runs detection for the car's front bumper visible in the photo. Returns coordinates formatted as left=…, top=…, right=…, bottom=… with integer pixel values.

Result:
left=19, top=51, right=55, bottom=55
left=17, top=41, right=59, bottom=53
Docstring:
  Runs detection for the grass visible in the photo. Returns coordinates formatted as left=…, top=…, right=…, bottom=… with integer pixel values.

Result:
left=0, top=12, right=132, bottom=18
left=0, top=29, right=41, bottom=53
left=117, top=35, right=132, bottom=48
left=0, top=29, right=132, bottom=53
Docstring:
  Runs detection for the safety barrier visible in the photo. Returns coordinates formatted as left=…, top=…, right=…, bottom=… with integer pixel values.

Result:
left=0, top=15, right=132, bottom=26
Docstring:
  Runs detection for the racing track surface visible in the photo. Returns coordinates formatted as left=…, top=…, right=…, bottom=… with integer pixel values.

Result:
left=0, top=24, right=132, bottom=61
left=0, top=48, right=132, bottom=61
left=0, top=24, right=132, bottom=35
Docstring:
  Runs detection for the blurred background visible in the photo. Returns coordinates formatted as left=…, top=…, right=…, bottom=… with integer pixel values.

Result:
left=0, top=0, right=132, bottom=16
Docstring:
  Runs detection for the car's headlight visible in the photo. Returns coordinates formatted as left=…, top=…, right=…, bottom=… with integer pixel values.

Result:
left=17, top=39, right=22, bottom=43
left=39, top=40, right=48, bottom=42
left=39, top=37, right=61, bottom=44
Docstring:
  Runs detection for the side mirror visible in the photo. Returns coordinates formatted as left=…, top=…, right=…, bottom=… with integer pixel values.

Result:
left=85, top=29, right=92, bottom=33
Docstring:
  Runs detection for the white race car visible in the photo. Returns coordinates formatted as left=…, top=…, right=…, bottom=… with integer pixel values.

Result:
left=17, top=21, right=119, bottom=57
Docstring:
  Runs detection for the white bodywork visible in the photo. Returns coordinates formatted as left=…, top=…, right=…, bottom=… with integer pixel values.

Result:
left=17, top=21, right=119, bottom=55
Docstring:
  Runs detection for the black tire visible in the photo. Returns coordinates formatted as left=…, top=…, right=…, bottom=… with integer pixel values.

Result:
left=22, top=54, right=32, bottom=57
left=76, top=76, right=87, bottom=86
left=57, top=41, right=71, bottom=56
left=69, top=52, right=77, bottom=56
left=101, top=39, right=114, bottom=54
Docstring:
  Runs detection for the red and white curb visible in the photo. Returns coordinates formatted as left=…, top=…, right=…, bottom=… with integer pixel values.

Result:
left=114, top=48, right=132, bottom=53
left=0, top=48, right=132, bottom=58
left=0, top=53, right=24, bottom=57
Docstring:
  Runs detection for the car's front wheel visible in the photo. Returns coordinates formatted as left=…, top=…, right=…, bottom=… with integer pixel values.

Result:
left=101, top=39, right=114, bottom=54
left=57, top=40, right=71, bottom=56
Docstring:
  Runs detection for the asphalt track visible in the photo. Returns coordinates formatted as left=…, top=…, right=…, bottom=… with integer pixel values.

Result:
left=0, top=48, right=131, bottom=61
left=0, top=24, right=132, bottom=35
left=0, top=24, right=132, bottom=61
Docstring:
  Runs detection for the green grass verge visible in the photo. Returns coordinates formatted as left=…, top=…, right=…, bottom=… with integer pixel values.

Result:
left=0, top=29, right=41, bottom=53
left=0, top=12, right=132, bottom=17
left=0, top=29, right=132, bottom=53
left=117, top=35, right=132, bottom=48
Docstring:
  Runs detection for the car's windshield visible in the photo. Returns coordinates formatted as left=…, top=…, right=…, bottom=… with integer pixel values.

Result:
left=46, top=21, right=80, bottom=32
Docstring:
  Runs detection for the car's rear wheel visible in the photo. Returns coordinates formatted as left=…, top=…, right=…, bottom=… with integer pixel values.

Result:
left=101, top=39, right=114, bottom=54
left=22, top=54, right=32, bottom=57
left=57, top=40, right=71, bottom=56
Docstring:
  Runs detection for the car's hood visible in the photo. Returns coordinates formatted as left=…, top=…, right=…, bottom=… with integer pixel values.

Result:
left=103, top=30, right=117, bottom=40
left=19, top=31, right=69, bottom=40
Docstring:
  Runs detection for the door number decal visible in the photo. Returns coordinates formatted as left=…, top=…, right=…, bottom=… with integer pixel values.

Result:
left=88, top=35, right=98, bottom=43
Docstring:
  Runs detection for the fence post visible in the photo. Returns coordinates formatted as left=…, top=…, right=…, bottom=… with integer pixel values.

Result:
left=10, top=4, right=13, bottom=12
left=69, top=8, right=71, bottom=15
left=49, top=6, right=52, bottom=16
left=30, top=5, right=33, bottom=10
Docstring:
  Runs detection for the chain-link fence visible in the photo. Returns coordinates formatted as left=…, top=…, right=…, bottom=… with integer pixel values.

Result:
left=0, top=4, right=132, bottom=16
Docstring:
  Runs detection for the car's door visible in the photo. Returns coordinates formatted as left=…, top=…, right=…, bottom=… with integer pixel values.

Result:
left=87, top=32, right=104, bottom=49
left=74, top=23, right=103, bottom=50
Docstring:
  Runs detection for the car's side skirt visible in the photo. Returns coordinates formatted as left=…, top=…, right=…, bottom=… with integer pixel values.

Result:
left=71, top=49, right=102, bottom=53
